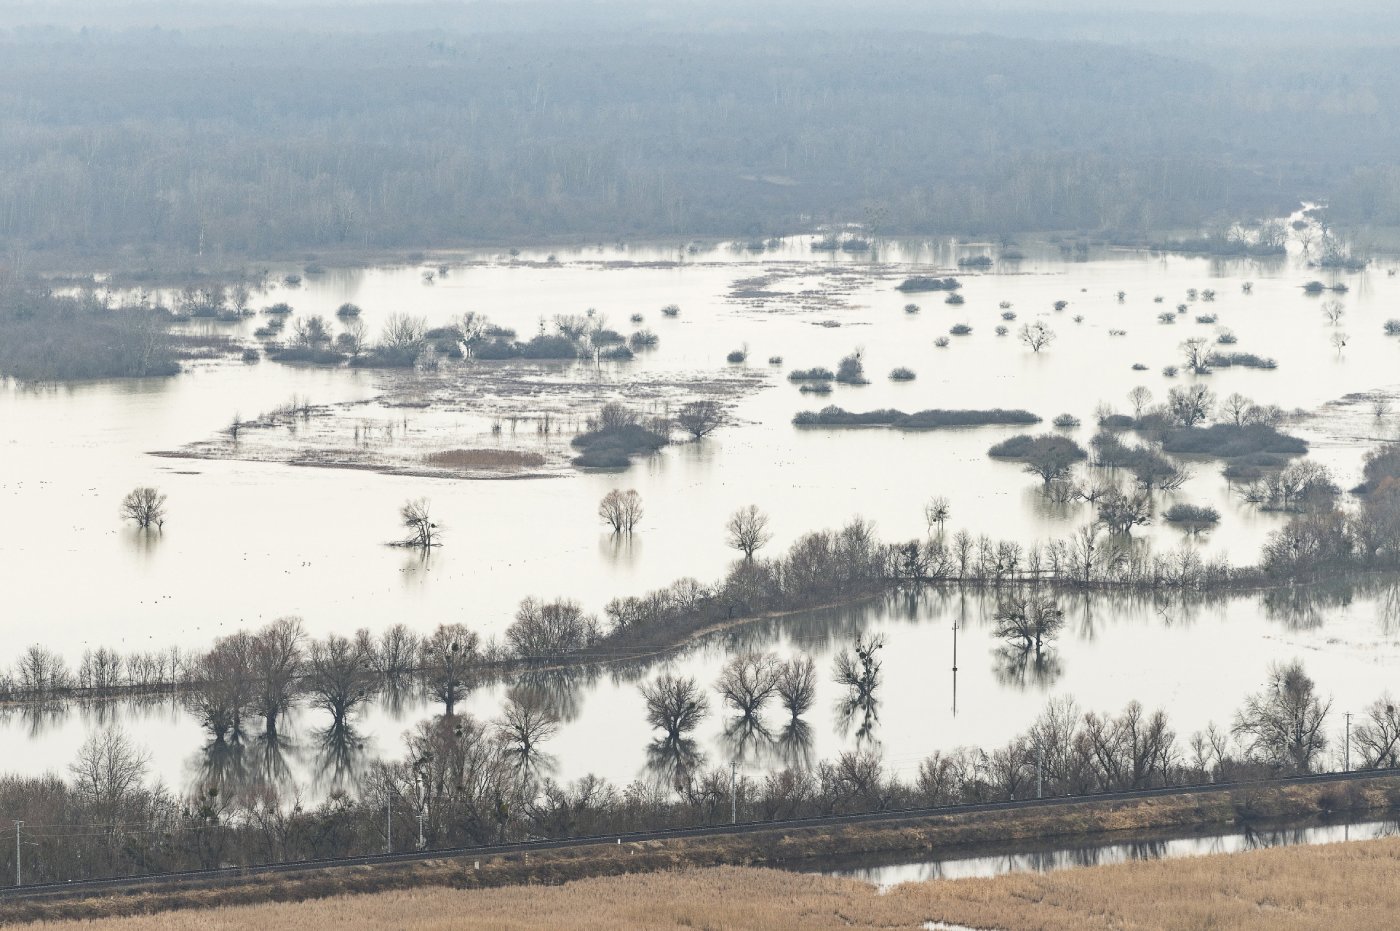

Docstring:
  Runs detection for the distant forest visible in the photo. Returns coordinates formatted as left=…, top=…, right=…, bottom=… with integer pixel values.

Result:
left=4, top=25, right=1400, bottom=259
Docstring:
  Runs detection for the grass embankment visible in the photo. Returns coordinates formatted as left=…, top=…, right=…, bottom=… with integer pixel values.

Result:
left=7, top=775, right=1399, bottom=926
left=21, top=832, right=1400, bottom=929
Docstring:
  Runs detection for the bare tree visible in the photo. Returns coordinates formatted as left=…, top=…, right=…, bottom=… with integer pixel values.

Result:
left=1018, top=320, right=1056, bottom=353
left=69, top=728, right=151, bottom=812
left=336, top=318, right=368, bottom=357
left=1166, top=384, right=1215, bottom=427
left=506, top=598, right=598, bottom=659
left=715, top=652, right=782, bottom=719
left=1020, top=435, right=1087, bottom=486
left=1372, top=394, right=1394, bottom=420
left=186, top=633, right=256, bottom=742
left=495, top=688, right=561, bottom=777
left=775, top=655, right=817, bottom=720
left=1221, top=392, right=1253, bottom=426
left=250, top=616, right=306, bottom=735
left=726, top=504, right=772, bottom=559
left=1321, top=300, right=1346, bottom=325
left=306, top=633, right=378, bottom=727
left=397, top=498, right=440, bottom=548
left=676, top=400, right=724, bottom=440
left=641, top=674, right=709, bottom=742
left=1353, top=694, right=1400, bottom=769
left=421, top=623, right=479, bottom=716
left=1331, top=331, right=1349, bottom=356
left=1180, top=337, right=1212, bottom=375
left=833, top=635, right=884, bottom=700
left=1233, top=660, right=1330, bottom=774
left=121, top=487, right=166, bottom=530
left=1097, top=490, right=1152, bottom=535
left=993, top=596, right=1064, bottom=654
left=1127, top=386, right=1152, bottom=418
left=378, top=313, right=427, bottom=364
left=923, top=496, right=951, bottom=535
left=598, top=489, right=643, bottom=534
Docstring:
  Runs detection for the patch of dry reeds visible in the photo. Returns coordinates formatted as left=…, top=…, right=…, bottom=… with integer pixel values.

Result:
left=423, top=448, right=545, bottom=470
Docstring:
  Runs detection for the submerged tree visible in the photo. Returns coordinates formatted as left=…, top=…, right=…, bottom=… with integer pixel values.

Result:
left=640, top=674, right=709, bottom=743
left=495, top=688, right=561, bottom=779
left=715, top=652, right=781, bottom=720
left=421, top=623, right=479, bottom=716
left=1166, top=384, right=1215, bottom=427
left=598, top=489, right=643, bottom=534
left=775, top=655, right=817, bottom=720
left=397, top=498, right=440, bottom=549
left=726, top=504, right=773, bottom=559
left=121, top=487, right=167, bottom=530
left=249, top=616, right=306, bottom=735
left=993, top=596, right=1064, bottom=655
left=833, top=634, right=884, bottom=700
left=923, top=496, right=951, bottom=535
left=676, top=400, right=724, bottom=439
left=1018, top=321, right=1056, bottom=353
left=1097, top=490, right=1153, bottom=535
left=306, top=633, right=378, bottom=728
left=1180, top=337, right=1212, bottom=375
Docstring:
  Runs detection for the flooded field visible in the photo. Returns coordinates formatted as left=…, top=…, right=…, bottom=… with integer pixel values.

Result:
left=3, top=232, right=1400, bottom=792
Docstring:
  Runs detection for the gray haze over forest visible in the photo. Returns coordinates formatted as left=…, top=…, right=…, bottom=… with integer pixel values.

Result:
left=3, top=0, right=1400, bottom=261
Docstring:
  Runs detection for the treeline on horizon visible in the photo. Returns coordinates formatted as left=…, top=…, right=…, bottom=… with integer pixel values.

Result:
left=5, top=28, right=1400, bottom=260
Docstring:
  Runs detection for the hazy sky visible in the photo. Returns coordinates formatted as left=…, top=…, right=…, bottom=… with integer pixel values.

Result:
left=3, top=0, right=1400, bottom=44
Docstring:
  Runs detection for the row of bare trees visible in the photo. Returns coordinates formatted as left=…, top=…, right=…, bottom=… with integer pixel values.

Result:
left=1, top=654, right=1381, bottom=885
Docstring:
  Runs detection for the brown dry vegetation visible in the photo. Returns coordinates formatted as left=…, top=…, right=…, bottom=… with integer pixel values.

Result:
left=21, top=836, right=1400, bottom=930
left=5, top=776, right=1398, bottom=926
left=422, top=448, right=546, bottom=470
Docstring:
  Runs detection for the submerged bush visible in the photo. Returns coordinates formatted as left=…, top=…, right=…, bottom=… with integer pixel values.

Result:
left=896, top=276, right=960, bottom=292
left=1164, top=503, right=1220, bottom=526
left=788, top=367, right=835, bottom=382
left=835, top=353, right=868, bottom=384
left=1161, top=423, right=1306, bottom=458
left=571, top=405, right=669, bottom=469
left=1208, top=352, right=1277, bottom=369
left=794, top=406, right=1040, bottom=428
left=889, top=367, right=916, bottom=381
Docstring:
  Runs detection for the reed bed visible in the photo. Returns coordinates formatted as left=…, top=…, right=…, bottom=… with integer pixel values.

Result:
left=422, top=448, right=546, bottom=470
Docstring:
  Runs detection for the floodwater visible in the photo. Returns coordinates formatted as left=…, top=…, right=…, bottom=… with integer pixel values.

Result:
left=2, top=231, right=1400, bottom=793
left=825, top=817, right=1399, bottom=887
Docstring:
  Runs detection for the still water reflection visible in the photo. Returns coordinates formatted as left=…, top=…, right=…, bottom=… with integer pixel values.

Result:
left=0, top=580, right=1396, bottom=801
left=827, top=818, right=1400, bottom=887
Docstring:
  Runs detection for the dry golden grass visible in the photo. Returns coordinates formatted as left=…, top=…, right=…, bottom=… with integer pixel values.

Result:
left=423, top=448, right=545, bottom=470
left=22, top=835, right=1400, bottom=930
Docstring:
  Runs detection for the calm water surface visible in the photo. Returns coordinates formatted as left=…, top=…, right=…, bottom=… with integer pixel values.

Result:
left=827, top=818, right=1399, bottom=887
left=2, top=235, right=1398, bottom=792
